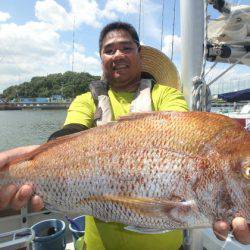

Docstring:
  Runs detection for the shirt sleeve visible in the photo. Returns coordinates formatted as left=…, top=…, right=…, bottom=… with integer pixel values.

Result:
left=64, top=92, right=96, bottom=128
left=152, top=84, right=189, bottom=111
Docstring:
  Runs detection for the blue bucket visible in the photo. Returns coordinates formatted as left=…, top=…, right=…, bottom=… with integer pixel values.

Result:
left=68, top=215, right=85, bottom=245
left=31, top=219, right=66, bottom=250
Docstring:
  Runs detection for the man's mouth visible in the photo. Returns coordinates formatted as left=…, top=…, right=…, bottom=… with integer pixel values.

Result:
left=113, top=64, right=129, bottom=71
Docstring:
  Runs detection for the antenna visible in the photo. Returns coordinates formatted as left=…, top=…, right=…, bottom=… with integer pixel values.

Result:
left=72, top=15, right=75, bottom=72
left=138, top=0, right=142, bottom=39
left=171, top=0, right=177, bottom=60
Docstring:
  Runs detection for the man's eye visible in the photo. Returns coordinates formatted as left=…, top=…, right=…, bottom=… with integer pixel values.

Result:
left=104, top=49, right=114, bottom=55
left=122, top=47, right=133, bottom=53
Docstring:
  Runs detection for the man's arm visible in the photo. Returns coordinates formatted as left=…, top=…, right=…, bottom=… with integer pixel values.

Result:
left=48, top=123, right=88, bottom=141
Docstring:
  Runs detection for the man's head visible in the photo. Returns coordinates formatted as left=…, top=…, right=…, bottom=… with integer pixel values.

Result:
left=99, top=22, right=141, bottom=92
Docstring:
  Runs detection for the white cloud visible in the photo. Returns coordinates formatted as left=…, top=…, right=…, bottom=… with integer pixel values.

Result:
left=69, top=0, right=102, bottom=28
left=101, top=0, right=138, bottom=19
left=34, top=0, right=137, bottom=31
left=72, top=51, right=101, bottom=75
left=162, top=35, right=181, bottom=59
left=0, top=11, right=10, bottom=22
left=0, top=20, right=100, bottom=92
left=35, top=0, right=72, bottom=30
left=35, top=0, right=102, bottom=30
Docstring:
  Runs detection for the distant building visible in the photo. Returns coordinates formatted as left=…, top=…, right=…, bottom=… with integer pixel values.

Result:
left=36, top=97, right=50, bottom=103
left=20, top=97, right=49, bottom=103
left=51, top=95, right=64, bottom=102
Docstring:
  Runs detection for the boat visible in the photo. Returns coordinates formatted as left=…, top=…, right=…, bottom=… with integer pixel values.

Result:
left=216, top=89, right=250, bottom=129
left=180, top=0, right=249, bottom=249
left=0, top=1, right=249, bottom=250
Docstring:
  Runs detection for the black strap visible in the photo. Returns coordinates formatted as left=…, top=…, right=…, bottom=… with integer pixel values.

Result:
left=48, top=123, right=88, bottom=141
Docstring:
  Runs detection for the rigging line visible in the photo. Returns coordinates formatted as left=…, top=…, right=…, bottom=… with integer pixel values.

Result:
left=204, top=62, right=218, bottom=77
left=125, top=1, right=129, bottom=21
left=138, top=0, right=142, bottom=39
left=170, top=0, right=176, bottom=60
left=72, top=15, right=75, bottom=72
left=141, top=0, right=145, bottom=43
left=207, top=51, right=249, bottom=86
left=160, top=0, right=165, bottom=51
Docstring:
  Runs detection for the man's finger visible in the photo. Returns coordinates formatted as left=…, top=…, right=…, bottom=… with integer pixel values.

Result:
left=213, top=220, right=230, bottom=241
left=31, top=195, right=44, bottom=212
left=232, top=217, right=250, bottom=245
left=0, top=185, right=17, bottom=210
left=10, top=185, right=33, bottom=210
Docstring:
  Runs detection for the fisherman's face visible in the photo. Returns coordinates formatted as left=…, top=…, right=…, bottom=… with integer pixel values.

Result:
left=100, top=29, right=141, bottom=92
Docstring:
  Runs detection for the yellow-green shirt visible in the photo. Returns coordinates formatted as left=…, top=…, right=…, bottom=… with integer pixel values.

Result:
left=64, top=83, right=188, bottom=250
left=64, top=84, right=188, bottom=127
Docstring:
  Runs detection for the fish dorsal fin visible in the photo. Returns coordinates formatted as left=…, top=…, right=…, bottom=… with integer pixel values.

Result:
left=7, top=132, right=85, bottom=167
left=117, top=112, right=157, bottom=122
left=83, top=195, right=195, bottom=219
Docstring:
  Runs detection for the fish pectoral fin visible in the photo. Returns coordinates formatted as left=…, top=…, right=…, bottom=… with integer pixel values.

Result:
left=124, top=225, right=171, bottom=234
left=84, top=195, right=195, bottom=218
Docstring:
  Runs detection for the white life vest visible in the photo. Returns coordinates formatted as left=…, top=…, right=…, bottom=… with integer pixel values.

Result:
left=89, top=79, right=153, bottom=126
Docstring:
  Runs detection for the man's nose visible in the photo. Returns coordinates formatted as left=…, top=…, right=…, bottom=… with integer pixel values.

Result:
left=113, top=49, right=125, bottom=59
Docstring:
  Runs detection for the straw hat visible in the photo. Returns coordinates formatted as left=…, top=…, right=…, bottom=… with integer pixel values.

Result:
left=140, top=45, right=180, bottom=90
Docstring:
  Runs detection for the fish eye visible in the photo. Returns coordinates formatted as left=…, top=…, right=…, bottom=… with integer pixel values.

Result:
left=242, top=166, right=250, bottom=180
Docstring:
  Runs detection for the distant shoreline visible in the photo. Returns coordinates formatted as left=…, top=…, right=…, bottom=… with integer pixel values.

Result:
left=0, top=102, right=70, bottom=110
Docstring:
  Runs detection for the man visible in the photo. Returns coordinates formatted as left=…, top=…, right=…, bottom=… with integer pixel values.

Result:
left=0, top=22, right=249, bottom=248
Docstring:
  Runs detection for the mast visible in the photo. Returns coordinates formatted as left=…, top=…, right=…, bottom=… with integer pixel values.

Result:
left=180, top=0, right=205, bottom=110
left=180, top=1, right=205, bottom=249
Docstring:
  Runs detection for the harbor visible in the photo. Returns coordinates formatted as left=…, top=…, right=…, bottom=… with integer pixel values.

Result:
left=0, top=102, right=70, bottom=110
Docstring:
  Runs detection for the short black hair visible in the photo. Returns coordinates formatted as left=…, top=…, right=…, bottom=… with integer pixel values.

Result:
left=99, top=21, right=140, bottom=54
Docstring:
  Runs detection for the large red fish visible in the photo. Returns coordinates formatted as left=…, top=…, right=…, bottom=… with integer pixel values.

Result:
left=1, top=111, right=249, bottom=230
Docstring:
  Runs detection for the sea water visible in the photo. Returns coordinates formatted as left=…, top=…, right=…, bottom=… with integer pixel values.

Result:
left=0, top=110, right=67, bottom=152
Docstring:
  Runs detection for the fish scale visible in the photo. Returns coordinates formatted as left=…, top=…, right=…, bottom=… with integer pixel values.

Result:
left=1, top=111, right=249, bottom=230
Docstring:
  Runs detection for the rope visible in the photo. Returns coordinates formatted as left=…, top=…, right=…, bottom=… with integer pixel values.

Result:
left=170, top=0, right=177, bottom=60
left=192, top=76, right=212, bottom=111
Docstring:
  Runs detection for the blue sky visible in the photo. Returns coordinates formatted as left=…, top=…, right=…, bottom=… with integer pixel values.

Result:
left=0, top=0, right=249, bottom=94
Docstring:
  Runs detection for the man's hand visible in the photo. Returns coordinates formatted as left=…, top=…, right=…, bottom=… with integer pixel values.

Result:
left=213, top=217, right=250, bottom=245
left=0, top=146, right=44, bottom=211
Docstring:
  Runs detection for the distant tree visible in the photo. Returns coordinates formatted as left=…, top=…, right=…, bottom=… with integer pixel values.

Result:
left=2, top=71, right=100, bottom=100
